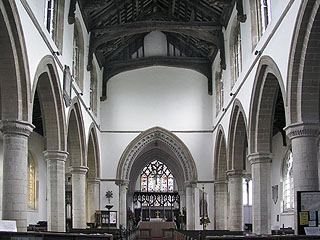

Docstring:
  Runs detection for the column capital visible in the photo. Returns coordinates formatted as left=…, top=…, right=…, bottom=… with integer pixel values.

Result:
left=284, top=122, right=320, bottom=140
left=226, top=169, right=245, bottom=178
left=70, top=166, right=88, bottom=174
left=184, top=181, right=197, bottom=188
left=115, top=179, right=130, bottom=187
left=248, top=152, right=272, bottom=165
left=1, top=120, right=34, bottom=137
left=43, top=150, right=68, bottom=162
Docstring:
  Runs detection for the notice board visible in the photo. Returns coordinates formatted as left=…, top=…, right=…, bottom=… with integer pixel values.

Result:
left=297, top=191, right=320, bottom=235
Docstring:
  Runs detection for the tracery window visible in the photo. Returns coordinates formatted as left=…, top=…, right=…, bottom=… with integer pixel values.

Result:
left=27, top=152, right=37, bottom=210
left=282, top=150, right=294, bottom=211
left=140, top=160, right=174, bottom=193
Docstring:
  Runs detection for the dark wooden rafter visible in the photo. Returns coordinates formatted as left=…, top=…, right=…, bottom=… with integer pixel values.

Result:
left=102, top=56, right=213, bottom=98
left=79, top=0, right=236, bottom=99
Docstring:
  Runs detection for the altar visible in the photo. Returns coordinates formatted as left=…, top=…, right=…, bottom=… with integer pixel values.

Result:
left=138, top=221, right=176, bottom=238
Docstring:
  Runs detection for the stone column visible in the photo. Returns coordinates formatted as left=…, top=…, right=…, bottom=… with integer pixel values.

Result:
left=214, top=180, right=228, bottom=230
left=1, top=120, right=34, bottom=232
left=248, top=152, right=272, bottom=235
left=185, top=182, right=195, bottom=230
left=87, top=178, right=100, bottom=223
left=118, top=181, right=129, bottom=228
left=44, top=150, right=68, bottom=232
left=227, top=170, right=244, bottom=231
left=71, top=166, right=88, bottom=229
left=285, top=123, right=320, bottom=233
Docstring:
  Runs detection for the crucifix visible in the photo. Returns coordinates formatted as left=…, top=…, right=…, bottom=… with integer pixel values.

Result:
left=156, top=210, right=161, bottom=218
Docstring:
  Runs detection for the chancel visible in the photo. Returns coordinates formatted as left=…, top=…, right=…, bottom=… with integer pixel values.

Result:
left=1, top=0, right=320, bottom=238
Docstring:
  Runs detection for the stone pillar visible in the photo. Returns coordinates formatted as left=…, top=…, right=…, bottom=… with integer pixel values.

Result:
left=71, top=166, right=88, bottom=229
left=214, top=180, right=228, bottom=230
left=118, top=181, right=128, bottom=228
left=185, top=182, right=195, bottom=230
left=1, top=120, right=34, bottom=232
left=44, top=150, right=68, bottom=232
left=227, top=170, right=244, bottom=231
left=248, top=153, right=272, bottom=235
left=87, top=178, right=100, bottom=223
left=285, top=123, right=320, bottom=233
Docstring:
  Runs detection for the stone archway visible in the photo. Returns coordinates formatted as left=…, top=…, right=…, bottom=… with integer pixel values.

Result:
left=248, top=56, right=286, bottom=234
left=213, top=125, right=228, bottom=230
left=227, top=99, right=248, bottom=231
left=86, top=124, right=101, bottom=224
left=32, top=55, right=67, bottom=232
left=116, top=126, right=197, bottom=229
left=67, top=99, right=87, bottom=229
left=0, top=0, right=33, bottom=232
left=286, top=1, right=320, bottom=233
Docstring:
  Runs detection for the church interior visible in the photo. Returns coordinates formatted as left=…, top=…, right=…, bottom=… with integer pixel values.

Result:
left=1, top=0, right=320, bottom=238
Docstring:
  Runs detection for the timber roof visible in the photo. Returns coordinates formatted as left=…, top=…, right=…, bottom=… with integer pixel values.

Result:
left=68, top=0, right=245, bottom=97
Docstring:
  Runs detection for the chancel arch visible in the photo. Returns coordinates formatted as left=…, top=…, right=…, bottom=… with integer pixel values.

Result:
left=227, top=99, right=249, bottom=231
left=248, top=56, right=286, bottom=234
left=213, top=125, right=228, bottom=230
left=66, top=99, right=87, bottom=230
left=117, top=126, right=197, bottom=229
left=86, top=123, right=101, bottom=224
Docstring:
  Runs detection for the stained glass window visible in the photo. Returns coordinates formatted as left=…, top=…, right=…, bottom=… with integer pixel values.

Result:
left=140, top=160, right=174, bottom=193
left=283, top=150, right=294, bottom=211
left=27, top=152, right=37, bottom=210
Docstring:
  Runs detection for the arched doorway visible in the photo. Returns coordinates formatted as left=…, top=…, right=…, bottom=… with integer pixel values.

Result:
left=117, top=127, right=197, bottom=229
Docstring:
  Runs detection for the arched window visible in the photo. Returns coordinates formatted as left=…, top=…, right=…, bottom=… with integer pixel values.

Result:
left=72, top=19, right=84, bottom=90
left=250, top=0, right=272, bottom=48
left=44, top=0, right=65, bottom=51
left=243, top=178, right=252, bottom=206
left=258, top=0, right=272, bottom=35
left=90, top=64, right=98, bottom=116
left=215, top=66, right=224, bottom=115
left=282, top=150, right=294, bottom=211
left=140, top=160, right=174, bottom=193
left=27, top=152, right=38, bottom=210
left=230, top=21, right=242, bottom=87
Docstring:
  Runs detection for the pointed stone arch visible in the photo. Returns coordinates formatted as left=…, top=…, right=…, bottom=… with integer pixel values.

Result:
left=213, top=125, right=228, bottom=230
left=67, top=98, right=86, bottom=167
left=32, top=55, right=66, bottom=151
left=86, top=123, right=100, bottom=223
left=287, top=0, right=320, bottom=124
left=214, top=125, right=227, bottom=181
left=0, top=0, right=30, bottom=121
left=249, top=56, right=286, bottom=154
left=228, top=99, right=248, bottom=171
left=248, top=55, right=286, bottom=234
left=117, top=126, right=198, bottom=185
